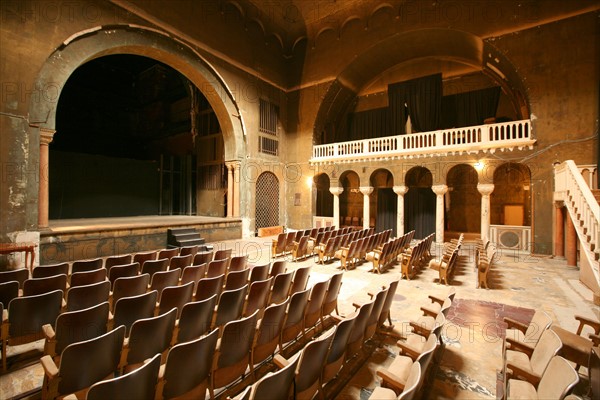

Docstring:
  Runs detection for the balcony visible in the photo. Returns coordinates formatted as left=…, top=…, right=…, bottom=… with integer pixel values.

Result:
left=310, top=120, right=534, bottom=164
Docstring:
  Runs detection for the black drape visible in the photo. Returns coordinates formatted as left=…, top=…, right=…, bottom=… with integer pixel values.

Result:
left=376, top=188, right=397, bottom=235
left=348, top=107, right=390, bottom=141
left=388, top=74, right=442, bottom=133
left=404, top=187, right=436, bottom=239
left=388, top=82, right=408, bottom=135
left=442, top=86, right=501, bottom=128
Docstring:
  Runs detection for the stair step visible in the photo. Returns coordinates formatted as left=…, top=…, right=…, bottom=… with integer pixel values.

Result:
left=172, top=232, right=203, bottom=241
left=168, top=228, right=198, bottom=235
left=167, top=228, right=206, bottom=250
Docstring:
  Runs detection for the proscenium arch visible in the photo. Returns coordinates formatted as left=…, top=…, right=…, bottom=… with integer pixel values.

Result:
left=313, top=28, right=530, bottom=144
left=30, top=25, right=245, bottom=161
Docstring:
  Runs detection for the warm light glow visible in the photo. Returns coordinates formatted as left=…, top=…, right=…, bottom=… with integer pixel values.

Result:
left=306, top=176, right=314, bottom=188
left=474, top=161, right=484, bottom=171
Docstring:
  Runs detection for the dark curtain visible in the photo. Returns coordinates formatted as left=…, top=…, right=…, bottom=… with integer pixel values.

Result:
left=348, top=107, right=390, bottom=140
left=388, top=74, right=442, bottom=133
left=404, top=187, right=436, bottom=239
left=376, top=188, right=397, bottom=235
left=442, top=86, right=501, bottom=128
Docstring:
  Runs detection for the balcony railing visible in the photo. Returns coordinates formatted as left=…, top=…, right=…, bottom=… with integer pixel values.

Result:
left=310, top=119, right=534, bottom=163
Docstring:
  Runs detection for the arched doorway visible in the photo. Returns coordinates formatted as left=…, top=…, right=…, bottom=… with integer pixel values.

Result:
left=446, top=164, right=480, bottom=234
left=315, top=173, right=333, bottom=217
left=405, top=167, right=435, bottom=239
left=492, top=163, right=532, bottom=226
left=339, top=171, right=362, bottom=228
left=370, top=169, right=396, bottom=234
left=255, top=172, right=280, bottom=233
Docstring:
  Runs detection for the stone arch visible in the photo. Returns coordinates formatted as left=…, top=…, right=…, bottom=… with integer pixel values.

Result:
left=492, top=163, right=532, bottom=226
left=404, top=166, right=435, bottom=239
left=447, top=164, right=480, bottom=233
left=255, top=171, right=280, bottom=232
left=315, top=173, right=333, bottom=218
left=338, top=170, right=362, bottom=228
left=370, top=168, right=396, bottom=233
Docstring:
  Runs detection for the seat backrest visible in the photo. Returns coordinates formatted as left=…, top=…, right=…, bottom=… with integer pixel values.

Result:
left=158, top=248, right=179, bottom=261
left=32, top=262, right=69, bottom=279
left=214, top=248, right=233, bottom=261
left=229, top=255, right=249, bottom=272
left=0, top=268, right=29, bottom=288
left=346, top=299, right=375, bottom=354
left=112, top=273, right=150, bottom=310
left=193, top=251, right=214, bottom=266
left=0, top=281, right=19, bottom=310
left=270, top=271, right=294, bottom=305
left=179, top=245, right=200, bottom=258
left=181, top=264, right=207, bottom=296
left=206, top=259, right=229, bottom=278
left=57, top=325, right=125, bottom=396
left=281, top=289, right=310, bottom=344
left=69, top=268, right=106, bottom=288
left=249, top=263, right=270, bottom=284
left=149, top=268, right=181, bottom=296
left=304, top=280, right=329, bottom=328
left=322, top=272, right=343, bottom=317
left=140, top=258, right=169, bottom=279
left=195, top=274, right=225, bottom=301
left=170, top=254, right=193, bottom=270
left=398, top=362, right=421, bottom=400
left=214, top=285, right=248, bottom=329
left=225, top=268, right=250, bottom=291
left=127, top=307, right=177, bottom=365
left=177, top=294, right=217, bottom=343
left=23, top=274, right=67, bottom=297
left=8, top=290, right=63, bottom=338
left=530, top=329, right=563, bottom=377
left=66, top=280, right=110, bottom=312
left=132, top=251, right=158, bottom=266
left=536, top=356, right=579, bottom=399
left=378, top=277, right=400, bottom=326
left=325, top=313, right=356, bottom=366
left=87, top=353, right=160, bottom=400
left=524, top=310, right=553, bottom=343
left=218, top=311, right=258, bottom=368
left=158, top=281, right=194, bottom=318
left=53, top=302, right=110, bottom=356
left=251, top=352, right=300, bottom=400
left=244, top=277, right=273, bottom=317
left=255, top=298, right=288, bottom=348
left=269, top=260, right=287, bottom=278
left=415, top=333, right=438, bottom=372
left=113, top=290, right=158, bottom=336
left=589, top=347, right=600, bottom=400
left=290, top=266, right=311, bottom=295
left=104, top=254, right=133, bottom=270
left=162, top=328, right=219, bottom=399
left=295, top=327, right=335, bottom=396
left=365, top=286, right=390, bottom=340
left=108, top=262, right=140, bottom=288
left=72, top=258, right=103, bottom=274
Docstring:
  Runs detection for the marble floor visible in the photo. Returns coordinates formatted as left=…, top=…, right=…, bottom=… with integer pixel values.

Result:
left=1, top=235, right=598, bottom=400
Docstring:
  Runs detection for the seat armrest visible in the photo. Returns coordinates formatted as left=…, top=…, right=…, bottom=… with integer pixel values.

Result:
left=589, top=333, right=600, bottom=346
left=397, top=342, right=420, bottom=361
left=506, top=362, right=541, bottom=387
left=376, top=369, right=406, bottom=392
left=575, top=315, right=600, bottom=335
left=420, top=306, right=438, bottom=318
left=273, top=354, right=288, bottom=369
left=503, top=317, right=528, bottom=333
left=41, top=355, right=59, bottom=378
left=42, top=324, right=56, bottom=341
left=505, top=338, right=535, bottom=357
left=428, top=294, right=444, bottom=305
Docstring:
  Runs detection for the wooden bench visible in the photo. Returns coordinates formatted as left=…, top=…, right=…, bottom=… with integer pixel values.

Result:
left=258, top=226, right=283, bottom=237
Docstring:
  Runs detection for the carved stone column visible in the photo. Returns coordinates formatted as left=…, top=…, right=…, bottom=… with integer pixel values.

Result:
left=393, top=185, right=408, bottom=236
left=554, top=202, right=565, bottom=258
left=329, top=187, right=344, bottom=228
left=566, top=212, right=577, bottom=267
left=39, top=128, right=56, bottom=229
left=431, top=185, right=448, bottom=244
left=359, top=186, right=374, bottom=229
left=477, top=183, right=495, bottom=242
left=226, top=163, right=234, bottom=217
left=233, top=162, right=241, bottom=217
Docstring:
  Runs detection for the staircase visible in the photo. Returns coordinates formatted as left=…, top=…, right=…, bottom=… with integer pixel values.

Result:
left=167, top=228, right=207, bottom=250
left=554, top=161, right=600, bottom=298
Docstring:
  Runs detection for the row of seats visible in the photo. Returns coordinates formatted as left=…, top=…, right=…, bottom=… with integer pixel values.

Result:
left=398, top=233, right=435, bottom=279
left=428, top=234, right=463, bottom=285
left=475, top=239, right=497, bottom=289
left=367, top=231, right=415, bottom=274
left=38, top=270, right=345, bottom=399
left=500, top=309, right=600, bottom=399
left=317, top=228, right=388, bottom=266
left=271, top=226, right=338, bottom=259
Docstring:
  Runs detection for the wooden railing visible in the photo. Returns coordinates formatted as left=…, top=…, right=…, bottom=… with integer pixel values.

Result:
left=311, top=120, right=534, bottom=163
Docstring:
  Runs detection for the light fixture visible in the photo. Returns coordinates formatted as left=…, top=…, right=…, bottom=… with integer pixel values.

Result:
left=474, top=161, right=485, bottom=171
left=306, top=176, right=313, bottom=188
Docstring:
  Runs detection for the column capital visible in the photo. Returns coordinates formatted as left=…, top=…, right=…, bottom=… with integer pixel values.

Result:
left=554, top=201, right=565, bottom=209
left=431, top=184, right=448, bottom=195
left=359, top=186, right=374, bottom=196
left=40, top=128, right=56, bottom=146
left=477, top=183, right=495, bottom=196
left=329, top=187, right=344, bottom=196
left=393, top=185, right=408, bottom=195
left=225, top=160, right=241, bottom=169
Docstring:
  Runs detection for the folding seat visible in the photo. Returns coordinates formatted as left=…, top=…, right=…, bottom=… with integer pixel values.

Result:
left=104, top=254, right=132, bottom=270
left=502, top=310, right=552, bottom=360
left=317, top=236, right=340, bottom=264
left=193, top=250, right=214, bottom=266
left=110, top=273, right=150, bottom=312
left=87, top=353, right=161, bottom=400
left=551, top=314, right=600, bottom=369
left=195, top=274, right=225, bottom=301
left=369, top=362, right=421, bottom=400
left=244, top=351, right=300, bottom=399
left=157, top=281, right=194, bottom=318
left=343, top=299, right=375, bottom=357
left=291, top=236, right=310, bottom=261
left=0, top=268, right=29, bottom=288
left=71, top=258, right=103, bottom=274
left=225, top=268, right=250, bottom=291
left=175, top=294, right=217, bottom=343
left=41, top=325, right=126, bottom=400
left=375, top=277, right=400, bottom=330
left=65, top=280, right=110, bottom=312
left=210, top=311, right=259, bottom=398
left=283, top=232, right=296, bottom=254
left=303, top=280, right=329, bottom=333
left=212, top=285, right=248, bottom=331
left=269, top=270, right=293, bottom=305
left=178, top=244, right=200, bottom=258
left=274, top=327, right=335, bottom=400
left=107, top=262, right=140, bottom=289
left=506, top=355, right=579, bottom=400
left=0, top=281, right=19, bottom=310
left=158, top=328, right=219, bottom=399
left=322, top=313, right=357, bottom=384
left=158, top=248, right=179, bottom=261
left=398, top=314, right=445, bottom=361
left=280, top=288, right=310, bottom=349
left=111, top=290, right=158, bottom=335
left=503, top=329, right=563, bottom=395
left=140, top=258, right=169, bottom=279
left=169, top=254, right=193, bottom=270
left=408, top=300, right=449, bottom=339
left=321, top=271, right=343, bottom=322
left=290, top=265, right=311, bottom=295
left=243, top=277, right=272, bottom=318
left=229, top=255, right=249, bottom=272
left=271, top=232, right=287, bottom=258
left=248, top=263, right=270, bottom=284
left=1, top=290, right=63, bottom=372
left=69, top=267, right=106, bottom=288
left=23, top=274, right=67, bottom=297
left=149, top=268, right=181, bottom=297
left=132, top=250, right=158, bottom=267
left=32, top=262, right=69, bottom=279
left=42, top=301, right=109, bottom=363
left=207, top=258, right=229, bottom=278
left=121, top=307, right=177, bottom=372
left=269, top=260, right=287, bottom=278
left=181, top=263, right=207, bottom=296
left=363, top=286, right=390, bottom=342
left=213, top=248, right=232, bottom=261
left=251, top=299, right=288, bottom=376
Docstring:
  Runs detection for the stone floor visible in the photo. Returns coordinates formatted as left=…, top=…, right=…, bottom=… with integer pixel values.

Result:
left=0, top=235, right=598, bottom=400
